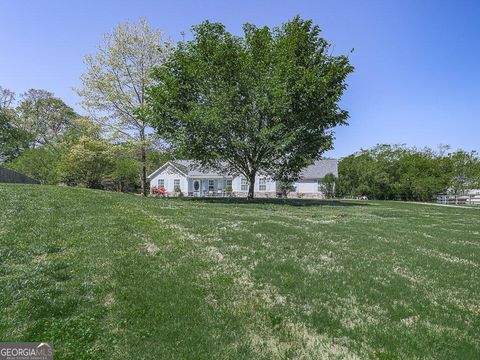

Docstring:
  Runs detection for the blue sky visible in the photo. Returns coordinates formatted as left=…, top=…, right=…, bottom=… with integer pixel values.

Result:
left=1, top=0, right=479, bottom=157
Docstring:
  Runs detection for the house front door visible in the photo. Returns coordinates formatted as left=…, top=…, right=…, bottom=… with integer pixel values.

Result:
left=193, top=180, right=200, bottom=196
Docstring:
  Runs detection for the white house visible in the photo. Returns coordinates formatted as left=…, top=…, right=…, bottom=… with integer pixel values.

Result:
left=147, top=159, right=338, bottom=198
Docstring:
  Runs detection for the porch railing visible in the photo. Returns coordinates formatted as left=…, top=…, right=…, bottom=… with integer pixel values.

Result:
left=189, top=190, right=232, bottom=197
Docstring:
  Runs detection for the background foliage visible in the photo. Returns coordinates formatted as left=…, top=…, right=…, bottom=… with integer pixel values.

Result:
left=337, top=144, right=480, bottom=201
left=2, top=87, right=169, bottom=190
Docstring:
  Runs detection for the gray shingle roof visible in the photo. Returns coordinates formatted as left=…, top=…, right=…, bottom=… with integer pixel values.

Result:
left=171, top=159, right=338, bottom=179
left=172, top=160, right=228, bottom=177
left=299, top=159, right=338, bottom=179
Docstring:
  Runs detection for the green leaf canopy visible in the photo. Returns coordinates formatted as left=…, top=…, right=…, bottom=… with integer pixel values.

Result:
left=148, top=16, right=353, bottom=197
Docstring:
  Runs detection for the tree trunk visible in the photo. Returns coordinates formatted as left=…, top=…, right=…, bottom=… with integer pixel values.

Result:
left=140, top=127, right=148, bottom=196
left=247, top=171, right=256, bottom=200
left=141, top=146, right=147, bottom=196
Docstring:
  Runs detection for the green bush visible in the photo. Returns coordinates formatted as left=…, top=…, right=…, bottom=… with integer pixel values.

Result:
left=337, top=144, right=480, bottom=201
left=7, top=146, right=63, bottom=184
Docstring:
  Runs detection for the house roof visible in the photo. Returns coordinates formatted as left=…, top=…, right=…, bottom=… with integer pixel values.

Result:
left=148, top=159, right=338, bottom=180
left=146, top=161, right=188, bottom=180
left=147, top=160, right=227, bottom=179
left=173, top=160, right=229, bottom=177
left=299, top=159, right=338, bottom=179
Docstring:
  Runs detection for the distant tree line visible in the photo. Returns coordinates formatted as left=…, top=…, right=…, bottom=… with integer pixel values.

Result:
left=337, top=144, right=480, bottom=201
left=0, top=86, right=168, bottom=190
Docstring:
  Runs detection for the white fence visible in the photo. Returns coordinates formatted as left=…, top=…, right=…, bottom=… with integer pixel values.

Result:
left=437, top=194, right=480, bottom=206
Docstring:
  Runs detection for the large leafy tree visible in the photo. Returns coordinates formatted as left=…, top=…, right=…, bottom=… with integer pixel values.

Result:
left=148, top=17, right=353, bottom=198
left=0, top=109, right=32, bottom=163
left=448, top=150, right=480, bottom=194
left=77, top=18, right=172, bottom=196
left=0, top=87, right=31, bottom=162
left=15, top=89, right=78, bottom=148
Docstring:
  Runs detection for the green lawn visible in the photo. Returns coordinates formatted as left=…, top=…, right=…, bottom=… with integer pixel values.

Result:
left=0, top=184, right=479, bottom=359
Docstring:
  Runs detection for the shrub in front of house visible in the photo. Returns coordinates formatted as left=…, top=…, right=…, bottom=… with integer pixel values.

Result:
left=151, top=186, right=166, bottom=197
left=174, top=185, right=182, bottom=196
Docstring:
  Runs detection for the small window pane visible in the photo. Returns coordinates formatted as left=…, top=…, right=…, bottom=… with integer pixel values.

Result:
left=158, top=179, right=164, bottom=188
left=241, top=178, right=248, bottom=191
left=259, top=177, right=266, bottom=191
left=208, top=179, right=214, bottom=191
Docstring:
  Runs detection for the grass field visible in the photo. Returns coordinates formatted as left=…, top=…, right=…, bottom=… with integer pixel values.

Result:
left=0, top=184, right=479, bottom=359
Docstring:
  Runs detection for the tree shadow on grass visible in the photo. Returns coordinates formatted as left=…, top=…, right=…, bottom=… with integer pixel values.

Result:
left=177, top=197, right=370, bottom=207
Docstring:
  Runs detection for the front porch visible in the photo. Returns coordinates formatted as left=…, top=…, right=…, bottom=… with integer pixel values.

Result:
left=187, top=177, right=233, bottom=197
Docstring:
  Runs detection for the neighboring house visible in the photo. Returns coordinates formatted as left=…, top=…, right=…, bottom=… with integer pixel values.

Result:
left=147, top=159, right=338, bottom=198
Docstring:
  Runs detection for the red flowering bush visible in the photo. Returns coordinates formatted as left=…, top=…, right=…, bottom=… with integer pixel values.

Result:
left=151, top=186, right=167, bottom=197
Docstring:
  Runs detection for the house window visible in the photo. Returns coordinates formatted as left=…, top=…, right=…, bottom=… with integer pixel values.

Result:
left=158, top=179, right=165, bottom=188
left=241, top=178, right=248, bottom=191
left=174, top=179, right=180, bottom=190
left=208, top=179, right=214, bottom=191
left=226, top=179, right=232, bottom=188
left=259, top=177, right=266, bottom=191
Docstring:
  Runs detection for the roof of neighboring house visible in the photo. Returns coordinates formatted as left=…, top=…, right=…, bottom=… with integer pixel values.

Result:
left=148, top=159, right=338, bottom=180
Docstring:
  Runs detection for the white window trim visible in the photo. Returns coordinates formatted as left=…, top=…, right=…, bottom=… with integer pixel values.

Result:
left=158, top=179, right=165, bottom=188
left=208, top=179, right=215, bottom=191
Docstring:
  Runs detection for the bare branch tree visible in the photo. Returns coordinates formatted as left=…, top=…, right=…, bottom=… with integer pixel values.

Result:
left=77, top=18, right=172, bottom=196
left=0, top=86, right=15, bottom=110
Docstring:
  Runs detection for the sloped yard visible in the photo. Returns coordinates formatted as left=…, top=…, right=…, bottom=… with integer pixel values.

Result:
left=0, top=184, right=479, bottom=359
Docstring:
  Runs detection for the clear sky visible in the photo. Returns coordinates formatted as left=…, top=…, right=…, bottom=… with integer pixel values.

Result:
left=1, top=0, right=479, bottom=158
